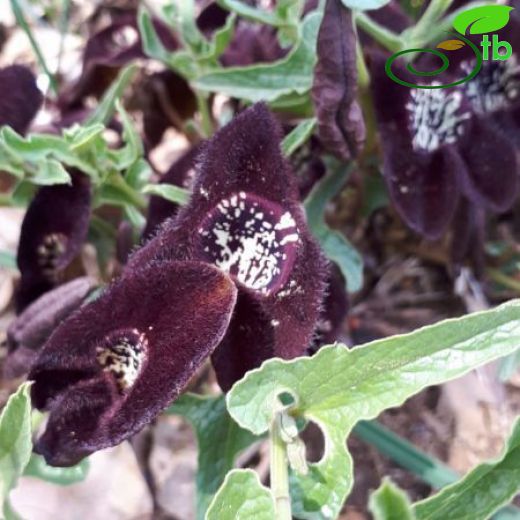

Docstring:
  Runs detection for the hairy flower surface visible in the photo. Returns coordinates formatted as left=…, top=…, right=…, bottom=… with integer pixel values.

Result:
left=60, top=13, right=177, bottom=110
left=370, top=51, right=518, bottom=239
left=30, top=104, right=328, bottom=465
left=129, top=103, right=328, bottom=389
left=16, top=171, right=92, bottom=310
left=29, top=261, right=237, bottom=466
left=0, top=65, right=42, bottom=134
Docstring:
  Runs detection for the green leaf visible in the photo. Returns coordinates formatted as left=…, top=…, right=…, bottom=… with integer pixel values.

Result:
left=194, top=12, right=321, bottom=103
left=0, top=250, right=16, bottom=270
left=0, top=384, right=33, bottom=517
left=206, top=469, right=275, bottom=520
left=142, top=184, right=191, bottom=205
left=453, top=5, right=514, bottom=35
left=226, top=300, right=520, bottom=520
left=281, top=118, right=316, bottom=157
left=0, top=127, right=98, bottom=179
left=369, top=479, right=415, bottom=520
left=138, top=8, right=194, bottom=76
left=354, top=420, right=459, bottom=490
left=499, top=348, right=520, bottom=382
left=126, top=159, right=153, bottom=190
left=123, top=205, right=146, bottom=230
left=341, top=0, right=391, bottom=10
left=414, top=417, right=520, bottom=520
left=304, top=163, right=363, bottom=293
left=1, top=127, right=67, bottom=161
left=10, top=181, right=36, bottom=207
left=217, top=0, right=281, bottom=26
left=163, top=0, right=204, bottom=52
left=23, top=454, right=89, bottom=485
left=203, top=12, right=236, bottom=61
left=66, top=124, right=105, bottom=151
left=108, top=101, right=143, bottom=171
left=86, top=64, right=138, bottom=126
left=32, top=159, right=71, bottom=185
left=167, top=394, right=260, bottom=519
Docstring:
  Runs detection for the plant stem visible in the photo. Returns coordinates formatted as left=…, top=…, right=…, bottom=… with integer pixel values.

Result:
left=487, top=268, right=520, bottom=293
left=196, top=91, right=214, bottom=138
left=270, top=415, right=292, bottom=520
left=90, top=214, right=117, bottom=239
left=408, top=0, right=454, bottom=46
left=354, top=12, right=403, bottom=53
left=10, top=0, right=59, bottom=96
left=56, top=0, right=72, bottom=79
left=108, top=173, right=147, bottom=210
left=355, top=38, right=378, bottom=158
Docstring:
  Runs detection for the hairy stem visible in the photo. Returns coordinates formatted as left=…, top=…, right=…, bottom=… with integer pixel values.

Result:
left=270, top=415, right=292, bottom=520
left=408, top=0, right=454, bottom=46
left=354, top=12, right=403, bottom=53
left=10, top=0, right=59, bottom=95
left=196, top=91, right=214, bottom=138
left=108, top=173, right=147, bottom=210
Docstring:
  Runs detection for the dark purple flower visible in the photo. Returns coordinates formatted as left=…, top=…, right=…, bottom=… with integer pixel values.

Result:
left=16, top=171, right=91, bottom=310
left=29, top=261, right=237, bottom=466
left=0, top=65, right=42, bottom=134
left=5, top=277, right=96, bottom=378
left=370, top=51, right=518, bottom=239
left=60, top=13, right=178, bottom=111
left=312, top=0, right=366, bottom=160
left=196, top=1, right=286, bottom=67
left=30, top=104, right=327, bottom=465
left=129, top=104, right=327, bottom=389
left=140, top=70, right=197, bottom=149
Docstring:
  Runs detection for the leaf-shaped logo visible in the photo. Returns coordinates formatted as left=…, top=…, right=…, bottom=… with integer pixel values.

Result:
left=437, top=39, right=466, bottom=50
left=453, top=5, right=514, bottom=35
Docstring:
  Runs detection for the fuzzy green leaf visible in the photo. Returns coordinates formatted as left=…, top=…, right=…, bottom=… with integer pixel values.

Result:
left=369, top=479, right=415, bottom=520
left=194, top=12, right=321, bottom=102
left=341, top=0, right=391, bottom=10
left=281, top=118, right=316, bottom=157
left=109, top=101, right=143, bottom=171
left=167, top=394, right=260, bottom=519
left=205, top=469, right=275, bottom=520
left=305, top=162, right=363, bottom=292
left=142, top=184, right=191, bottom=205
left=32, top=159, right=71, bottom=185
left=414, top=417, right=520, bottom=520
left=0, top=384, right=33, bottom=517
left=453, top=5, right=514, bottom=35
left=227, top=300, right=520, bottom=519
left=85, top=64, right=138, bottom=126
left=217, top=0, right=281, bottom=25
left=23, top=455, right=90, bottom=485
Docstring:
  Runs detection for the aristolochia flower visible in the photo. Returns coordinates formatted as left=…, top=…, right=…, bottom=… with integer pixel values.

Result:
left=29, top=104, right=328, bottom=466
left=370, top=52, right=518, bottom=239
left=0, top=65, right=42, bottom=134
left=16, top=171, right=91, bottom=311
